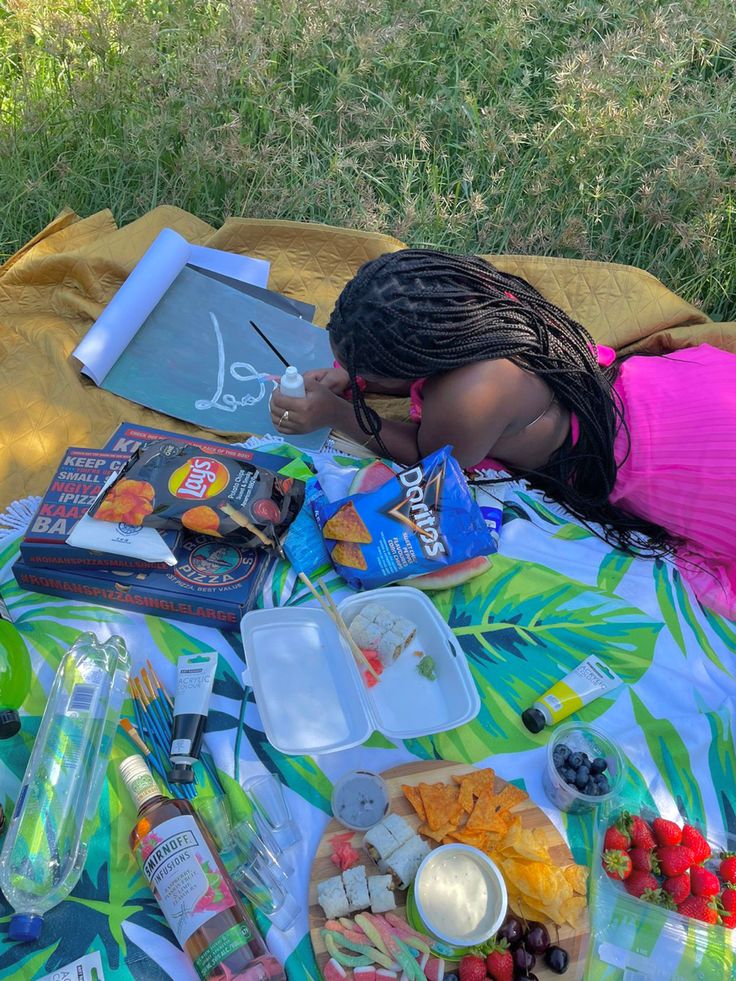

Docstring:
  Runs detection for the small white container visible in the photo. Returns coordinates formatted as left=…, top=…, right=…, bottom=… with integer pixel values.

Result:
left=240, top=587, right=480, bottom=756
left=414, top=844, right=508, bottom=947
left=280, top=366, right=306, bottom=398
left=331, top=770, right=389, bottom=831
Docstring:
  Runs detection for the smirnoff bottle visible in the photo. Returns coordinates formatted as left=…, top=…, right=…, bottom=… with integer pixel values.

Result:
left=120, top=755, right=285, bottom=981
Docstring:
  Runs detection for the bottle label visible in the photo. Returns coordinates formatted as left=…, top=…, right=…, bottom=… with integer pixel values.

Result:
left=136, top=814, right=238, bottom=945
left=193, top=923, right=254, bottom=980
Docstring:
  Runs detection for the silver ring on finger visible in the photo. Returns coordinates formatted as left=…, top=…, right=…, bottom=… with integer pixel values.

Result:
left=278, top=410, right=289, bottom=429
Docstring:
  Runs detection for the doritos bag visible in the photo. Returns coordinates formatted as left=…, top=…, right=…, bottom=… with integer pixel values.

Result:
left=312, top=446, right=496, bottom=589
left=89, top=441, right=304, bottom=548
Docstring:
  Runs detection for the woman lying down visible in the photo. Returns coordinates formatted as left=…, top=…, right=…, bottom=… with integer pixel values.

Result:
left=270, top=249, right=736, bottom=619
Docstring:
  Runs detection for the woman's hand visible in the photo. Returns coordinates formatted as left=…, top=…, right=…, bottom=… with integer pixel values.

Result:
left=303, top=366, right=350, bottom=394
left=269, top=376, right=348, bottom=434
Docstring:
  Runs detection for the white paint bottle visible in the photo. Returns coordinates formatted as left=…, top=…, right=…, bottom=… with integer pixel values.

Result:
left=280, top=365, right=306, bottom=398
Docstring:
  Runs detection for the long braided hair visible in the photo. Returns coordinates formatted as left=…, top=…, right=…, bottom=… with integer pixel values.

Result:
left=327, top=249, right=676, bottom=557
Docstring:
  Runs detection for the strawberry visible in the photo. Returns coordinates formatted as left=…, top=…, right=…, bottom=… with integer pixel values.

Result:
left=720, top=885, right=736, bottom=929
left=604, top=823, right=630, bottom=852
left=624, top=870, right=660, bottom=900
left=485, top=942, right=513, bottom=981
left=681, top=824, right=711, bottom=864
left=602, top=849, right=633, bottom=880
left=677, top=895, right=718, bottom=925
left=719, top=851, right=736, bottom=885
left=459, top=955, right=487, bottom=981
left=690, top=865, right=720, bottom=898
left=652, top=817, right=682, bottom=847
left=656, top=845, right=693, bottom=877
left=621, top=813, right=656, bottom=850
left=630, top=847, right=660, bottom=874
left=663, top=873, right=691, bottom=905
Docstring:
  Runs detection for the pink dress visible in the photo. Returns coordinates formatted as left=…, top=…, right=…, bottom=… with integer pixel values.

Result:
left=409, top=344, right=736, bottom=619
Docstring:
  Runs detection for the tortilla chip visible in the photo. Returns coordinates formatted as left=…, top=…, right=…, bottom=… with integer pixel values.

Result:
left=494, top=784, right=528, bottom=811
left=402, top=784, right=426, bottom=822
left=563, top=864, right=589, bottom=895
left=561, top=895, right=587, bottom=929
left=419, top=821, right=456, bottom=843
left=453, top=768, right=495, bottom=799
left=447, top=829, right=490, bottom=849
left=465, top=788, right=513, bottom=834
left=419, top=783, right=463, bottom=831
left=457, top=778, right=475, bottom=814
left=331, top=541, right=368, bottom=570
left=323, top=502, right=372, bottom=543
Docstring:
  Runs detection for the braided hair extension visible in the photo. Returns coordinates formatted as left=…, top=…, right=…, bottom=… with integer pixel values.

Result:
left=327, top=249, right=677, bottom=557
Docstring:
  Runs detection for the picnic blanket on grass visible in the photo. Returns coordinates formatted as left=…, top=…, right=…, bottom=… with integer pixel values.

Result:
left=0, top=463, right=735, bottom=981
left=0, top=210, right=735, bottom=979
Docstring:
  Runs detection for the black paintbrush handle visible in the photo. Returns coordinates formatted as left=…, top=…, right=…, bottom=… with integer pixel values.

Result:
left=249, top=319, right=290, bottom=368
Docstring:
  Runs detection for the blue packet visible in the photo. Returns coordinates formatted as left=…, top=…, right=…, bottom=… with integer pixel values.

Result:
left=312, top=446, right=496, bottom=589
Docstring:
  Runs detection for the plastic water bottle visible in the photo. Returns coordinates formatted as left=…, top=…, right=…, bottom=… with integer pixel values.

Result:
left=0, top=632, right=130, bottom=941
left=0, top=620, right=32, bottom=738
left=279, top=366, right=305, bottom=398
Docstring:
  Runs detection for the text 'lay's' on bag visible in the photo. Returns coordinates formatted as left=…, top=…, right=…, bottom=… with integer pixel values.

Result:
left=312, top=445, right=496, bottom=589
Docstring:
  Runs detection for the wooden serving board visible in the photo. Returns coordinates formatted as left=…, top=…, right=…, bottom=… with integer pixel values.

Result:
left=309, top=760, right=590, bottom=980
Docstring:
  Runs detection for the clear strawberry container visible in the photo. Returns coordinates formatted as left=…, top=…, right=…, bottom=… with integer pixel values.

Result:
left=588, top=800, right=736, bottom=978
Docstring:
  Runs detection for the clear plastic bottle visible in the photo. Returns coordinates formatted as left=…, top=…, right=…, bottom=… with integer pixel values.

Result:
left=0, top=632, right=130, bottom=941
left=0, top=620, right=32, bottom=738
left=279, top=366, right=306, bottom=398
left=121, top=755, right=286, bottom=981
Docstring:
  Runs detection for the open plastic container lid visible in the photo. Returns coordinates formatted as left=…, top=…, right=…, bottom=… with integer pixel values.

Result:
left=240, top=586, right=480, bottom=755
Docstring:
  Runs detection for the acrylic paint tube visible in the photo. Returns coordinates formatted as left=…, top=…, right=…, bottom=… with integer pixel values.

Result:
left=169, top=652, right=217, bottom=783
left=521, top=655, right=622, bottom=733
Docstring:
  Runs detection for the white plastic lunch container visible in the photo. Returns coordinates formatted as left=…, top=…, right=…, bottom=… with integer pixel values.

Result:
left=240, top=587, right=480, bottom=756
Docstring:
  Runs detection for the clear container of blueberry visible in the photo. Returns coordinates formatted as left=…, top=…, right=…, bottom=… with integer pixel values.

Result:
left=543, top=721, right=624, bottom=813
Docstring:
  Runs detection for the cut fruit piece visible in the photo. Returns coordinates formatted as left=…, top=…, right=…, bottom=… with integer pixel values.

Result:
left=349, top=461, right=396, bottom=495
left=398, top=555, right=491, bottom=591
left=324, top=959, right=349, bottom=981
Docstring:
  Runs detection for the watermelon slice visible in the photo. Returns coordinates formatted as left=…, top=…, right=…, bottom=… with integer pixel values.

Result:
left=349, top=460, right=396, bottom=495
left=398, top=555, right=491, bottom=591
left=324, top=959, right=349, bottom=981
left=376, top=971, right=398, bottom=981
left=354, top=968, right=376, bottom=981
left=424, top=959, right=445, bottom=981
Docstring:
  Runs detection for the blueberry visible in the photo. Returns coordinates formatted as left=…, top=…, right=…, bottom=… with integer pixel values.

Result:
left=597, top=775, right=611, bottom=795
left=584, top=779, right=598, bottom=796
left=575, top=768, right=590, bottom=790
left=568, top=752, right=583, bottom=769
left=444, top=974, right=458, bottom=981
left=560, top=767, right=577, bottom=785
left=590, top=757, right=608, bottom=775
left=553, top=744, right=570, bottom=766
left=579, top=752, right=592, bottom=768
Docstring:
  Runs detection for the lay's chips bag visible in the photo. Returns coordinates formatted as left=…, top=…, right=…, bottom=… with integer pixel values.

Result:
left=312, top=446, right=496, bottom=589
left=89, top=441, right=305, bottom=548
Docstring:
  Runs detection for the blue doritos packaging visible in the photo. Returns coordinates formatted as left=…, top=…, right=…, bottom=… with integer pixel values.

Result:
left=312, top=446, right=496, bottom=589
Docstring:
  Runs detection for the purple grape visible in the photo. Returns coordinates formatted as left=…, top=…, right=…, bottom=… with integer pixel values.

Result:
left=525, top=921, right=550, bottom=954
left=497, top=913, right=524, bottom=946
left=544, top=945, right=570, bottom=974
left=512, top=945, right=536, bottom=973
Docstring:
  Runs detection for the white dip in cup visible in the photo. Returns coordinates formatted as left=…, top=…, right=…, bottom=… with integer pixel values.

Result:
left=414, top=844, right=508, bottom=946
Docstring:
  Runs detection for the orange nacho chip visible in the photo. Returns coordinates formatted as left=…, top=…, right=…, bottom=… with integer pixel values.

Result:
left=322, top=502, right=372, bottom=543
left=494, top=784, right=528, bottom=811
left=465, top=788, right=512, bottom=834
left=419, top=782, right=463, bottom=831
left=418, top=821, right=456, bottom=843
left=331, top=542, right=367, bottom=570
left=402, top=784, right=426, bottom=822
left=453, top=768, right=495, bottom=799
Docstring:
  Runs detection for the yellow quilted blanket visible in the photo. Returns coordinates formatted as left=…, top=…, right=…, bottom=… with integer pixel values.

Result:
left=1, top=205, right=734, bottom=506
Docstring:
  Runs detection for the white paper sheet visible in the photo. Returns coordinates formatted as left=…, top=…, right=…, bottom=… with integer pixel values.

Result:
left=72, top=228, right=270, bottom=385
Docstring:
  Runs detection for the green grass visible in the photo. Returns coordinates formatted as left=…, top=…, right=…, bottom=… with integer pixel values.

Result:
left=1, top=0, right=735, bottom=319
